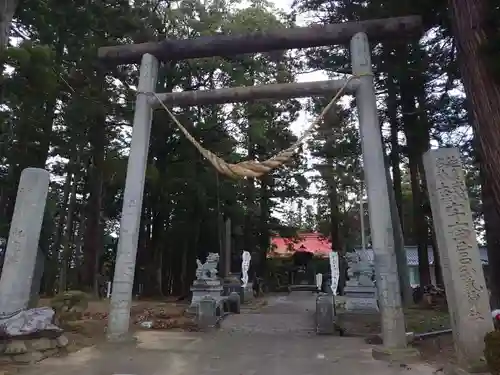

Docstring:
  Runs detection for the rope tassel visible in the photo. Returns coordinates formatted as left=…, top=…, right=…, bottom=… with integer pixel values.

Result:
left=150, top=74, right=366, bottom=179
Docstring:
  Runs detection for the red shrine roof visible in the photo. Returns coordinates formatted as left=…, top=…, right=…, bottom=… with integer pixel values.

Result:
left=268, top=232, right=332, bottom=258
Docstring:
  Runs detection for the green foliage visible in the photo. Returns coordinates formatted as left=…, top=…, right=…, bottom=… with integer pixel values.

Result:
left=485, top=329, right=500, bottom=375
left=50, top=290, right=89, bottom=323
left=0, top=0, right=310, bottom=294
left=290, top=0, right=486, bottom=253
left=1, top=0, right=495, bottom=297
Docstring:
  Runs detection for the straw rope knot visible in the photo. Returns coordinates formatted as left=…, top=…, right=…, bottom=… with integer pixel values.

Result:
left=141, top=73, right=371, bottom=179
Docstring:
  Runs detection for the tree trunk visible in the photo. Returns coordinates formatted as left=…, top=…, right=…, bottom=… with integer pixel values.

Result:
left=383, top=155, right=413, bottom=305
left=481, top=164, right=500, bottom=308
left=52, top=164, right=73, bottom=259
left=147, top=205, right=166, bottom=297
left=329, top=185, right=341, bottom=251
left=0, top=0, right=17, bottom=51
left=386, top=61, right=404, bottom=222
left=448, top=0, right=500, bottom=308
left=429, top=227, right=444, bottom=286
left=413, top=59, right=440, bottom=287
left=73, top=213, right=85, bottom=288
left=326, top=171, right=344, bottom=293
left=408, top=159, right=431, bottom=285
left=258, top=176, right=271, bottom=275
left=135, top=199, right=151, bottom=296
left=398, top=42, right=431, bottom=286
left=58, top=166, right=79, bottom=292
left=38, top=161, right=72, bottom=295
left=82, top=102, right=106, bottom=293
left=244, top=127, right=258, bottom=275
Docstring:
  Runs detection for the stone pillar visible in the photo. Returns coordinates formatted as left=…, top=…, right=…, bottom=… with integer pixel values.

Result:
left=423, top=148, right=492, bottom=371
left=107, top=53, right=158, bottom=342
left=385, top=161, right=412, bottom=306
left=196, top=297, right=217, bottom=330
left=316, top=294, right=336, bottom=335
left=350, top=33, right=408, bottom=351
left=0, top=168, right=49, bottom=316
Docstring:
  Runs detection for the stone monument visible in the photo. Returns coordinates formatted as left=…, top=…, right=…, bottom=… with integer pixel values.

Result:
left=188, top=253, right=224, bottom=314
left=0, top=168, right=68, bottom=364
left=316, top=294, right=336, bottom=335
left=196, top=296, right=217, bottom=330
left=0, top=168, right=50, bottom=315
left=423, top=148, right=493, bottom=372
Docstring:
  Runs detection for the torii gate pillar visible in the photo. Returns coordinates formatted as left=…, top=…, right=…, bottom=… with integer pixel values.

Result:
left=351, top=32, right=417, bottom=359
left=106, top=54, right=158, bottom=342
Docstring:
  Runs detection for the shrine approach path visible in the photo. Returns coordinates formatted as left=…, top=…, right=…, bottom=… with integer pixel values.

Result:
left=19, top=292, right=438, bottom=375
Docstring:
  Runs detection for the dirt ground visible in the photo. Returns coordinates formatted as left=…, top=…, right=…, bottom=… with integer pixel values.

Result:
left=50, top=298, right=198, bottom=352
left=339, top=305, right=454, bottom=366
left=39, top=296, right=269, bottom=354
left=0, top=298, right=196, bottom=375
left=0, top=297, right=455, bottom=374
left=70, top=300, right=455, bottom=366
left=405, top=307, right=455, bottom=367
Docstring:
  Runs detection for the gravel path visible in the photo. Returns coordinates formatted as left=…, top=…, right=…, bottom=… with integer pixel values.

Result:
left=221, top=292, right=316, bottom=335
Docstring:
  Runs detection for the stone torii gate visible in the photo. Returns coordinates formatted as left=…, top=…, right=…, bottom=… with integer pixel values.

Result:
left=98, top=16, right=422, bottom=357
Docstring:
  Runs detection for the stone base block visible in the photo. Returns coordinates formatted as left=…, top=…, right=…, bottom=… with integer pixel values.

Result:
left=223, top=283, right=243, bottom=303
left=0, top=334, right=69, bottom=364
left=314, top=294, right=345, bottom=336
left=344, top=285, right=377, bottom=298
left=243, top=286, right=254, bottom=303
left=335, top=295, right=379, bottom=314
left=371, top=347, right=421, bottom=364
left=228, top=292, right=241, bottom=314
left=187, top=282, right=224, bottom=315
left=196, top=297, right=218, bottom=330
left=345, top=297, right=379, bottom=313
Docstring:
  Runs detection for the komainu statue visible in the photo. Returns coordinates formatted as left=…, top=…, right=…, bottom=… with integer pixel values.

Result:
left=195, top=253, right=220, bottom=281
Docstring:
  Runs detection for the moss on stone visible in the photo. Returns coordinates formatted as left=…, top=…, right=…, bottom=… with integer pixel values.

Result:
left=484, top=330, right=500, bottom=375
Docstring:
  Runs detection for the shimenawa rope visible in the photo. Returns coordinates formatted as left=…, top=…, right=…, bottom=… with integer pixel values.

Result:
left=147, top=74, right=367, bottom=179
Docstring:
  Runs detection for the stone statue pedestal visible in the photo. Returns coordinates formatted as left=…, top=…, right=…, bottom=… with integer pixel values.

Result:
left=343, top=278, right=379, bottom=314
left=222, top=273, right=254, bottom=304
left=335, top=295, right=379, bottom=315
left=187, top=279, right=223, bottom=315
left=344, top=285, right=377, bottom=299
left=344, top=282, right=378, bottom=314
left=342, top=252, right=378, bottom=315
left=344, top=296, right=379, bottom=314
